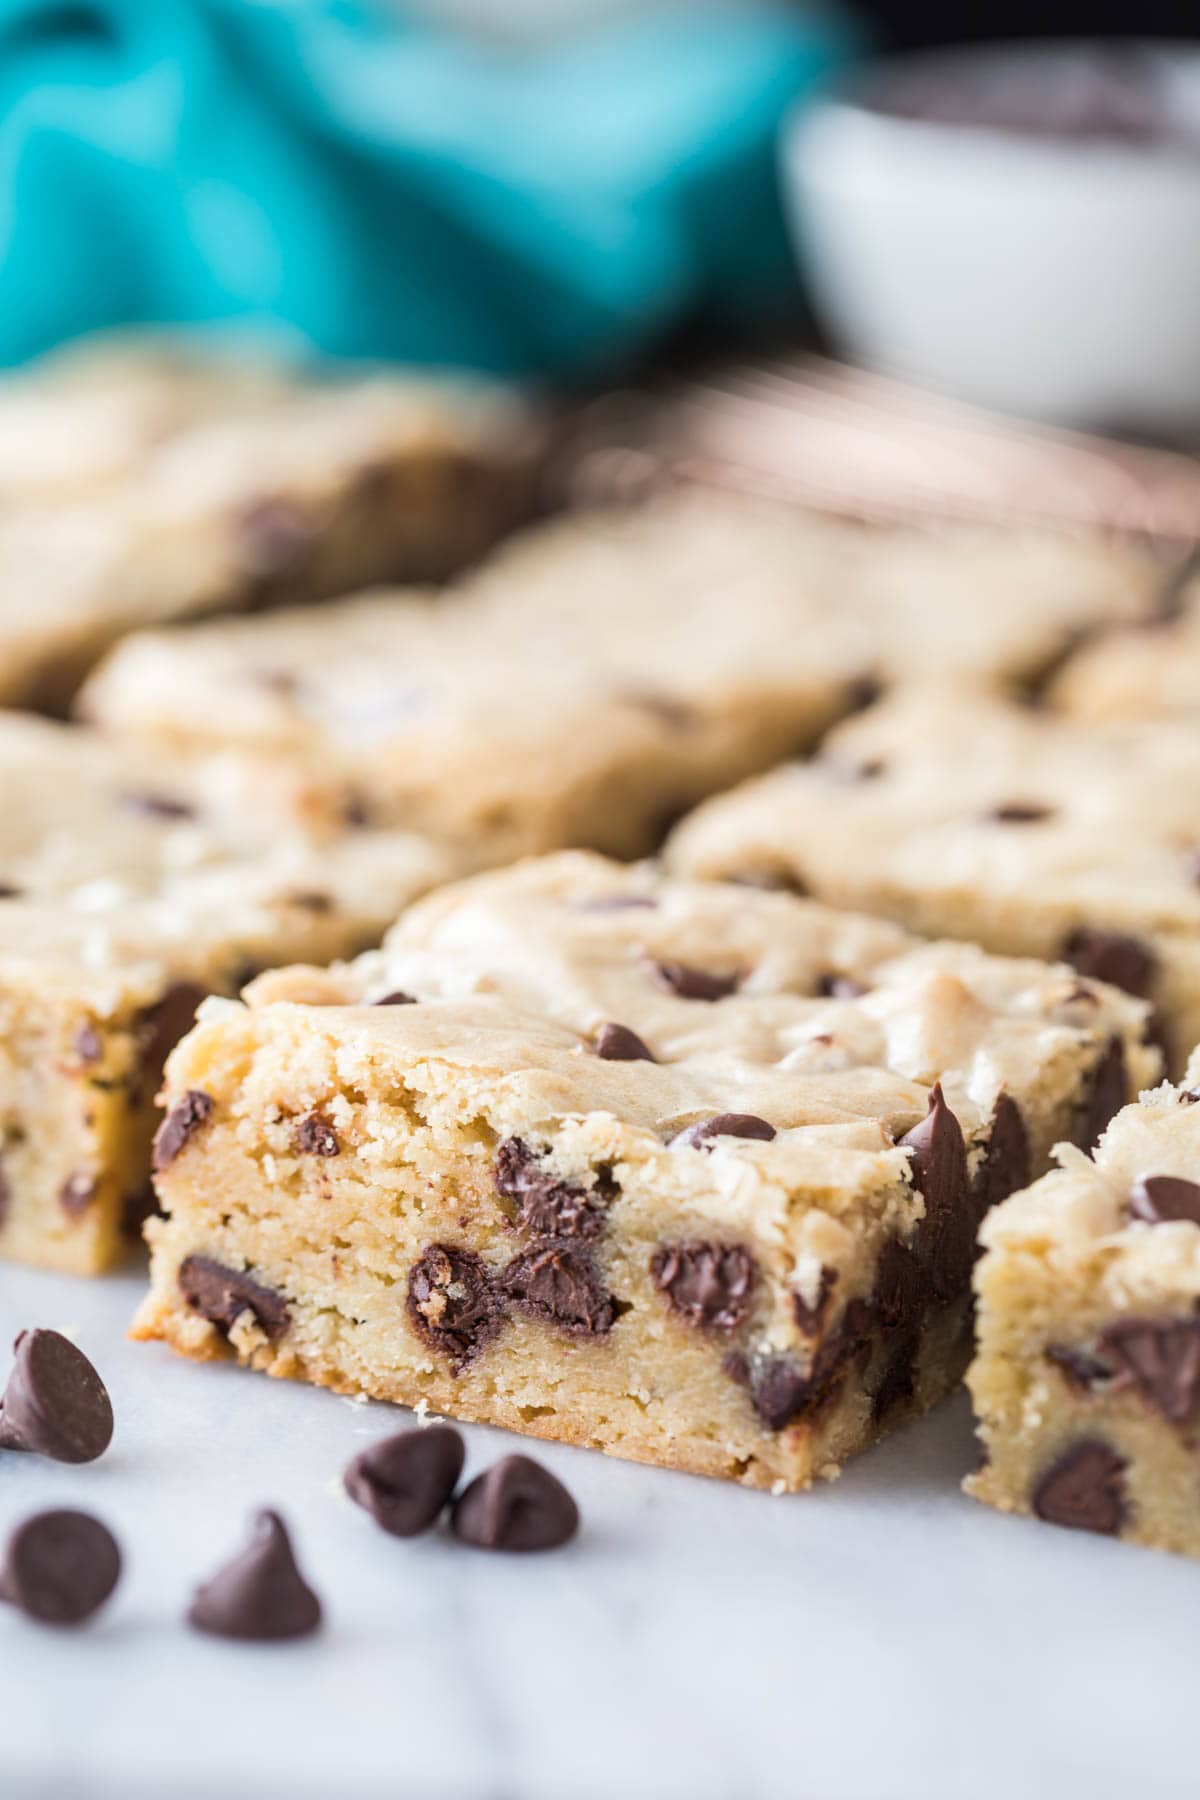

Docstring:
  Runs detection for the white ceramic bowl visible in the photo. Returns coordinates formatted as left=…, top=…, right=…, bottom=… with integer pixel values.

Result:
left=782, top=43, right=1200, bottom=430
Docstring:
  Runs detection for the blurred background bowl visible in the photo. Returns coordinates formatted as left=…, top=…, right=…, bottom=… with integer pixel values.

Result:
left=782, top=41, right=1200, bottom=432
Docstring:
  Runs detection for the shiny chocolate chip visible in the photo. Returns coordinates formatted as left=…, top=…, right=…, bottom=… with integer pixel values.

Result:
left=1032, top=1439, right=1127, bottom=1536
left=152, top=1089, right=214, bottom=1172
left=500, top=1242, right=615, bottom=1337
left=592, top=1021, right=656, bottom=1063
left=1129, top=1174, right=1200, bottom=1227
left=0, top=1330, right=113, bottom=1464
left=406, top=1245, right=502, bottom=1370
left=178, top=1255, right=289, bottom=1340
left=650, top=1241, right=756, bottom=1332
left=451, top=1455, right=579, bottom=1552
left=670, top=1113, right=776, bottom=1150
left=648, top=959, right=740, bottom=1002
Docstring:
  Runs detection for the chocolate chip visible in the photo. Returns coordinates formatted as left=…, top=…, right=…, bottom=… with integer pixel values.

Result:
left=1061, top=928, right=1157, bottom=999
left=670, top=1113, right=777, bottom=1150
left=987, top=803, right=1055, bottom=823
left=728, top=1301, right=873, bottom=1431
left=119, top=790, right=196, bottom=822
left=500, top=1242, right=615, bottom=1336
left=792, top=1266, right=838, bottom=1334
left=622, top=689, right=697, bottom=730
left=650, top=1241, right=756, bottom=1331
left=178, top=1255, right=289, bottom=1340
left=0, top=1330, right=113, bottom=1464
left=451, top=1455, right=579, bottom=1552
left=816, top=972, right=869, bottom=999
left=344, top=1426, right=465, bottom=1537
left=1128, top=1174, right=1200, bottom=1227
left=373, top=990, right=416, bottom=1006
left=406, top=1245, right=502, bottom=1369
left=1073, top=1036, right=1127, bottom=1153
left=152, top=1088, right=214, bottom=1171
left=285, top=890, right=332, bottom=913
left=1181, top=1089, right=1200, bottom=1106
left=0, top=881, right=20, bottom=898
left=0, top=1510, right=121, bottom=1625
left=872, top=1234, right=926, bottom=1332
left=898, top=1085, right=970, bottom=1303
left=1032, top=1439, right=1127, bottom=1536
left=1097, top=1317, right=1200, bottom=1422
left=724, top=869, right=810, bottom=896
left=979, top=1092, right=1032, bottom=1211
left=1045, top=1342, right=1116, bottom=1391
left=73, top=1022, right=103, bottom=1064
left=494, top=1138, right=610, bottom=1240
left=592, top=1021, right=656, bottom=1062
left=238, top=498, right=315, bottom=579
left=648, top=959, right=740, bottom=1001
left=137, top=983, right=209, bottom=1097
left=295, top=1112, right=339, bottom=1157
left=188, top=1510, right=321, bottom=1641
left=58, top=1174, right=96, bottom=1219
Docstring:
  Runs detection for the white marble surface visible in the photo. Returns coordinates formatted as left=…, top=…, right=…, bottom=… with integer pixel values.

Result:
left=1, top=1261, right=1196, bottom=1800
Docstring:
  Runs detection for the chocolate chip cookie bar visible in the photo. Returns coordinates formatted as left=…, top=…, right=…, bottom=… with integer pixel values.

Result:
left=133, top=852, right=1157, bottom=1491
left=667, top=689, right=1200, bottom=1073
left=80, top=491, right=1165, bottom=860
left=0, top=714, right=456, bottom=1274
left=968, top=1061, right=1200, bottom=1557
left=0, top=364, right=542, bottom=709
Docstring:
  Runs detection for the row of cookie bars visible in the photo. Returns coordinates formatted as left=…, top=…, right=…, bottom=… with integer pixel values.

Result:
left=134, top=853, right=1158, bottom=1495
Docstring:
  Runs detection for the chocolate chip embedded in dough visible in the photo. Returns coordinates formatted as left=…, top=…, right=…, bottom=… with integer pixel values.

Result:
left=670, top=1113, right=777, bottom=1150
left=178, top=1255, right=290, bottom=1341
left=574, top=894, right=658, bottom=913
left=500, top=1242, right=616, bottom=1337
left=898, top=1085, right=971, bottom=1303
left=285, top=890, right=333, bottom=914
left=1044, top=1342, right=1117, bottom=1392
left=188, top=1509, right=321, bottom=1641
left=238, top=497, right=316, bottom=580
left=0, top=1329, right=113, bottom=1464
left=727, top=1302, right=873, bottom=1432
left=1097, top=1317, right=1200, bottom=1422
left=815, top=972, right=869, bottom=999
left=0, top=1510, right=121, bottom=1626
left=1061, top=927, right=1157, bottom=999
left=373, top=990, right=417, bottom=1006
left=0, top=1153, right=9, bottom=1229
left=1128, top=1173, right=1200, bottom=1227
left=344, top=1426, right=465, bottom=1538
left=592, top=1021, right=656, bottom=1063
left=792, top=1266, right=838, bottom=1334
left=650, top=1241, right=756, bottom=1332
left=494, top=1138, right=611, bottom=1240
left=118, top=789, right=197, bottom=822
left=151, top=1088, right=214, bottom=1171
left=138, top=984, right=209, bottom=1099
left=724, top=868, right=811, bottom=897
left=986, top=802, right=1055, bottom=823
left=1073, top=1036, right=1128, bottom=1153
left=1032, top=1439, right=1128, bottom=1536
left=647, top=959, right=740, bottom=1001
left=294, top=1113, right=339, bottom=1157
left=73, top=1022, right=103, bottom=1064
left=0, top=881, right=21, bottom=898
left=979, top=1092, right=1032, bottom=1212
left=406, top=1244, right=502, bottom=1370
left=58, top=1174, right=97, bottom=1219
left=451, top=1455, right=579, bottom=1552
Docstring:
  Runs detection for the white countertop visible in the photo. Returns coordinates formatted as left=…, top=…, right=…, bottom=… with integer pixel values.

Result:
left=1, top=1261, right=1195, bottom=1800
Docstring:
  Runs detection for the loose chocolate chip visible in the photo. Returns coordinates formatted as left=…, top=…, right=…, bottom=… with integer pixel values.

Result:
left=178, top=1255, right=290, bottom=1340
left=1045, top=1342, right=1116, bottom=1390
left=344, top=1426, right=465, bottom=1537
left=592, top=1021, right=656, bottom=1063
left=407, top=1245, right=502, bottom=1369
left=816, top=972, right=869, bottom=999
left=1032, top=1439, right=1128, bottom=1536
left=119, top=789, right=196, bottom=822
left=295, top=1112, right=339, bottom=1157
left=792, top=1266, right=838, bottom=1334
left=987, top=803, right=1055, bottom=823
left=650, top=1241, right=756, bottom=1332
left=494, top=1138, right=611, bottom=1240
left=898, top=1085, right=971, bottom=1303
left=500, top=1242, right=615, bottom=1336
left=980, top=1093, right=1032, bottom=1212
left=671, top=1113, right=777, bottom=1150
left=188, top=1510, right=321, bottom=1641
left=0, top=1330, right=113, bottom=1463
left=1073, top=1037, right=1128, bottom=1153
left=451, top=1455, right=579, bottom=1552
left=0, top=1510, right=121, bottom=1625
left=152, top=1088, right=214, bottom=1171
left=1061, top=928, right=1157, bottom=999
left=1129, top=1174, right=1200, bottom=1227
left=373, top=990, right=416, bottom=1006
left=1098, top=1317, right=1200, bottom=1422
left=73, top=1022, right=103, bottom=1064
left=648, top=959, right=740, bottom=1002
left=58, top=1174, right=96, bottom=1219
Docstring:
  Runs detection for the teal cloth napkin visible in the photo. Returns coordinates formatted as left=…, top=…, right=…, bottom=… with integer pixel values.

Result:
left=0, top=0, right=856, bottom=376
